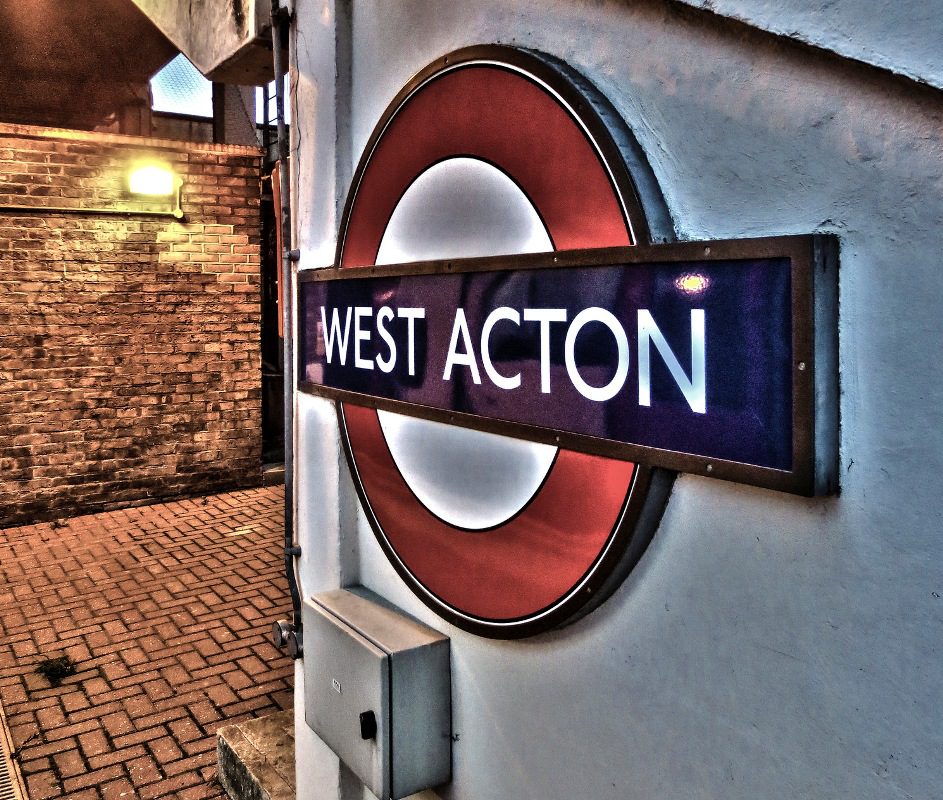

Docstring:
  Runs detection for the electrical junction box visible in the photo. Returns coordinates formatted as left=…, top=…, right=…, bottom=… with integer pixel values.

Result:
left=303, top=588, right=451, bottom=799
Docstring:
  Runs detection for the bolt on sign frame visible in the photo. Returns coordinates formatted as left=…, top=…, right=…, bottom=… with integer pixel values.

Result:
left=298, top=45, right=838, bottom=638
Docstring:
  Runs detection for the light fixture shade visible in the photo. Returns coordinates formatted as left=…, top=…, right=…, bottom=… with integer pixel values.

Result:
left=128, top=164, right=176, bottom=196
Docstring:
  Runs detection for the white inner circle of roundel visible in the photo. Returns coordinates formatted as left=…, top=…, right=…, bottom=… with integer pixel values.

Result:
left=375, top=157, right=557, bottom=530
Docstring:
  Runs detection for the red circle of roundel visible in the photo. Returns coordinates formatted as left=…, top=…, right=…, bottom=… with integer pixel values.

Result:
left=338, top=53, right=648, bottom=632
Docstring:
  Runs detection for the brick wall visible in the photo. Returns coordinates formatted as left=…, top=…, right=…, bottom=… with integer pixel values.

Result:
left=0, top=124, right=264, bottom=527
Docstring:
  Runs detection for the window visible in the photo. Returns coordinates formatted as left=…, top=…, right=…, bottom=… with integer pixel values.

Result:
left=150, top=54, right=212, bottom=118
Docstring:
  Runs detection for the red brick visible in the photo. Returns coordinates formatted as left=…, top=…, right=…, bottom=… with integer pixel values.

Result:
left=137, top=771, right=202, bottom=799
left=222, top=670, right=253, bottom=692
left=64, top=790, right=99, bottom=800
left=0, top=126, right=262, bottom=528
left=162, top=749, right=215, bottom=778
left=142, top=678, right=174, bottom=702
left=183, top=735, right=217, bottom=757
left=18, top=755, right=53, bottom=776
left=123, top=693, right=156, bottom=717
left=88, top=743, right=147, bottom=771
left=26, top=770, right=61, bottom=800
left=178, top=781, right=225, bottom=800
left=121, top=647, right=149, bottom=667
left=62, top=690, right=91, bottom=713
left=63, top=763, right=124, bottom=793
left=23, top=737, right=78, bottom=760
left=126, top=754, right=163, bottom=787
left=44, top=717, right=101, bottom=742
left=194, top=638, right=223, bottom=658
left=101, top=710, right=134, bottom=738
left=0, top=485, right=291, bottom=800
left=168, top=716, right=202, bottom=744
left=237, top=655, right=268, bottom=676
left=36, top=703, right=67, bottom=729
left=204, top=683, right=238, bottom=707
left=53, top=747, right=86, bottom=778
left=82, top=677, right=111, bottom=697
left=148, top=735, right=183, bottom=764
left=100, top=777, right=136, bottom=799
left=113, top=725, right=168, bottom=750
left=78, top=728, right=109, bottom=758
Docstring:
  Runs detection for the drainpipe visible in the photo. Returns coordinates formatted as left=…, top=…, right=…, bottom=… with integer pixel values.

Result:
left=270, top=0, right=303, bottom=659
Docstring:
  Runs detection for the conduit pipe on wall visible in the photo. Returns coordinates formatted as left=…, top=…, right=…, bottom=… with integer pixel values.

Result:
left=0, top=206, right=181, bottom=219
left=270, top=0, right=303, bottom=658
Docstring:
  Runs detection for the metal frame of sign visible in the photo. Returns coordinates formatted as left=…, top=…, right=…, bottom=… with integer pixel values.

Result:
left=299, top=233, right=838, bottom=496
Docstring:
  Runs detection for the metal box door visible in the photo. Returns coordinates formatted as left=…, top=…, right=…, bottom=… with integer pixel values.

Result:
left=303, top=589, right=451, bottom=799
left=304, top=600, right=390, bottom=797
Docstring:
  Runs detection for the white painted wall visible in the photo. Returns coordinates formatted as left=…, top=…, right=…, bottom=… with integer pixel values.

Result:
left=291, top=1, right=943, bottom=798
left=676, top=0, right=943, bottom=90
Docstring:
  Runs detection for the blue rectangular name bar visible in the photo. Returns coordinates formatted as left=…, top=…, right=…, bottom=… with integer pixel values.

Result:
left=298, top=237, right=837, bottom=495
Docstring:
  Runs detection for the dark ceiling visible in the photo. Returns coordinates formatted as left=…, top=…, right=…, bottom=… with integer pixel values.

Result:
left=0, top=0, right=177, bottom=129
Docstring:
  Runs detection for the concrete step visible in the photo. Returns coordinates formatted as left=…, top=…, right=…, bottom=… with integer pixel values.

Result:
left=262, top=463, right=286, bottom=486
left=218, top=710, right=295, bottom=800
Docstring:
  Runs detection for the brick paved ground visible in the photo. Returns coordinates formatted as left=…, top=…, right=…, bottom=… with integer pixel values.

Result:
left=0, top=486, right=294, bottom=800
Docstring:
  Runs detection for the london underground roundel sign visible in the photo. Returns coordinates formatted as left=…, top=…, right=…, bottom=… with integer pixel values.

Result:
left=332, top=46, right=671, bottom=638
left=299, top=46, right=837, bottom=637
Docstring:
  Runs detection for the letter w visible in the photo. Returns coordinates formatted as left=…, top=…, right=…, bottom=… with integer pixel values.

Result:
left=321, top=307, right=352, bottom=365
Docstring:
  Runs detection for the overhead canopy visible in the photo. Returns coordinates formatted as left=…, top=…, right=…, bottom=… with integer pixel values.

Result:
left=130, top=0, right=282, bottom=86
left=0, top=0, right=178, bottom=129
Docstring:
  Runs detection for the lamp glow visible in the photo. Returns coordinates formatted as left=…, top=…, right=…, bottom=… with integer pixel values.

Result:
left=129, top=164, right=175, bottom=196
left=128, top=163, right=183, bottom=218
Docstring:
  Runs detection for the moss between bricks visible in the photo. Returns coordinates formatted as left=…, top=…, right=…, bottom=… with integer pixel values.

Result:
left=35, top=655, right=77, bottom=688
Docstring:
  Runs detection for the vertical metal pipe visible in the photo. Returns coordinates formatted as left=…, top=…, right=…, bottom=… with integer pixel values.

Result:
left=271, top=0, right=303, bottom=649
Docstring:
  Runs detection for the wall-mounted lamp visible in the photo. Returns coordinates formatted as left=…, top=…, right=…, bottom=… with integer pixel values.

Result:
left=128, top=163, right=184, bottom=219
left=1, top=160, right=186, bottom=221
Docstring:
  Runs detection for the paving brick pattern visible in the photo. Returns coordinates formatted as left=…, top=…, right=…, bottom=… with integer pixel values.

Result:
left=0, top=486, right=294, bottom=799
